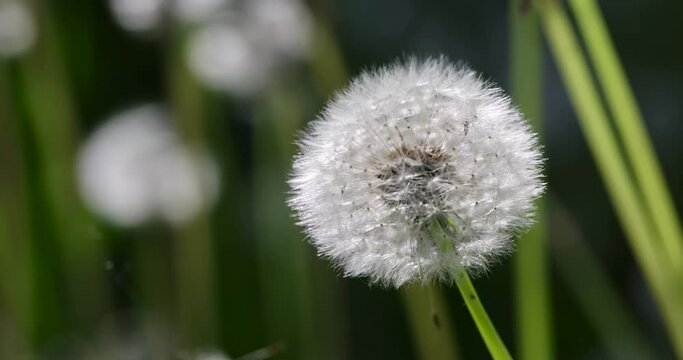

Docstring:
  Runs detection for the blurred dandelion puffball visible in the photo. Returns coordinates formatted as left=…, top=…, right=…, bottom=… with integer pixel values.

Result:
left=288, top=58, right=544, bottom=287
left=186, top=22, right=270, bottom=96
left=108, top=0, right=166, bottom=32
left=185, top=0, right=311, bottom=96
left=77, top=105, right=219, bottom=227
left=0, top=2, right=36, bottom=57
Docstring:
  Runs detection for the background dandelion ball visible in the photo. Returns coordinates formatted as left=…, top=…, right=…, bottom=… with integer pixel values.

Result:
left=288, top=58, right=544, bottom=287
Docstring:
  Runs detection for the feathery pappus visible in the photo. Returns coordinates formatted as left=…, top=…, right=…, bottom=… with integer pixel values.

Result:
left=288, top=57, right=544, bottom=287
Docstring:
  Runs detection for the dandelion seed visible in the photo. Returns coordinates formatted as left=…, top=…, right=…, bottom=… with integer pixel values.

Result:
left=288, top=57, right=544, bottom=287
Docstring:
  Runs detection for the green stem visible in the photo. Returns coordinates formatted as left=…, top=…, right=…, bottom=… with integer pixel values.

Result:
left=17, top=0, right=107, bottom=338
left=167, top=26, right=217, bottom=347
left=509, top=1, right=553, bottom=359
left=253, top=84, right=316, bottom=360
left=568, top=0, right=683, bottom=274
left=0, top=62, right=32, bottom=356
left=400, top=284, right=460, bottom=360
left=454, top=269, right=512, bottom=360
left=537, top=0, right=683, bottom=355
left=309, top=18, right=348, bottom=94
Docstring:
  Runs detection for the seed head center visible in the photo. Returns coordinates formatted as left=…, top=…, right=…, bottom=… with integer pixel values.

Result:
left=375, top=146, right=453, bottom=222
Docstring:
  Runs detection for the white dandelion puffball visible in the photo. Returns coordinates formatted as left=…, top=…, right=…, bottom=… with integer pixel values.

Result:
left=186, top=21, right=271, bottom=96
left=108, top=0, right=166, bottom=32
left=245, top=0, right=312, bottom=59
left=184, top=0, right=312, bottom=96
left=0, top=2, right=36, bottom=57
left=288, top=58, right=544, bottom=287
left=77, top=104, right=220, bottom=227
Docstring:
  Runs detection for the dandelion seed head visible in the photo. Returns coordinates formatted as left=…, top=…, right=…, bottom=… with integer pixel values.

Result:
left=288, top=57, right=544, bottom=287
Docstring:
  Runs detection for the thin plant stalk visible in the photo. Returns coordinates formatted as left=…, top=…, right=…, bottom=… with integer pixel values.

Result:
left=17, top=0, right=107, bottom=336
left=509, top=1, right=553, bottom=359
left=568, top=0, right=683, bottom=272
left=306, top=19, right=352, bottom=360
left=454, top=269, right=512, bottom=360
left=253, top=84, right=316, bottom=360
left=400, top=285, right=460, bottom=360
left=309, top=18, right=348, bottom=95
left=263, top=83, right=348, bottom=358
left=552, top=204, right=657, bottom=360
left=537, top=0, right=683, bottom=355
left=166, top=28, right=218, bottom=346
left=0, top=62, right=32, bottom=356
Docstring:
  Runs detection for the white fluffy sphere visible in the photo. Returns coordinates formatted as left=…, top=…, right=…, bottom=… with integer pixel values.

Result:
left=288, top=58, right=544, bottom=287
left=77, top=105, right=219, bottom=227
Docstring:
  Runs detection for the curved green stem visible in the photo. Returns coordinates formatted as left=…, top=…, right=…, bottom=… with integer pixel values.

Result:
left=454, top=269, right=512, bottom=360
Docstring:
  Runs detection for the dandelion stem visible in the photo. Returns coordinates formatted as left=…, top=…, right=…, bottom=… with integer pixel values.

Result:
left=454, top=269, right=512, bottom=360
left=509, top=1, right=553, bottom=359
left=400, top=284, right=460, bottom=360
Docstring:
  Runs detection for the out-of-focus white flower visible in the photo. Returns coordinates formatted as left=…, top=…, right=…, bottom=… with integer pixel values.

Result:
left=107, top=0, right=312, bottom=95
left=77, top=104, right=219, bottom=227
left=185, top=0, right=312, bottom=96
left=245, top=0, right=311, bottom=59
left=108, top=0, right=166, bottom=32
left=108, top=0, right=233, bottom=32
left=0, top=1, right=36, bottom=57
left=288, top=58, right=545, bottom=287
left=186, top=21, right=271, bottom=96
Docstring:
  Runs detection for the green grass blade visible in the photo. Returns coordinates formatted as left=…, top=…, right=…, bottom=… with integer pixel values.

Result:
left=0, top=62, right=33, bottom=356
left=509, top=1, right=553, bottom=359
left=253, top=84, right=317, bottom=360
left=401, top=285, right=460, bottom=360
left=16, top=0, right=107, bottom=339
left=537, top=0, right=683, bottom=355
left=166, top=27, right=218, bottom=347
left=568, top=0, right=683, bottom=273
